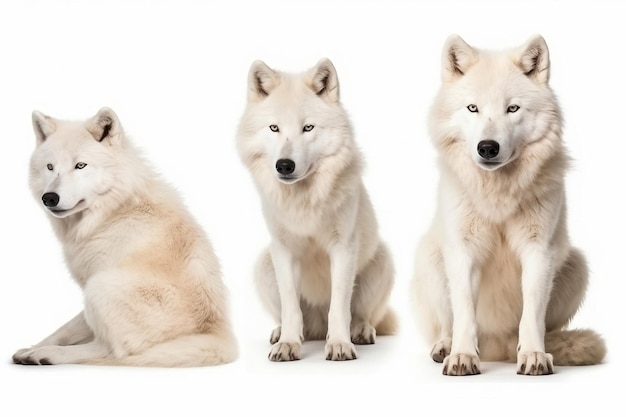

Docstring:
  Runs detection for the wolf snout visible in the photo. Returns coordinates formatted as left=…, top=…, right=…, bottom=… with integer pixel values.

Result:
left=276, top=159, right=296, bottom=176
left=42, top=192, right=60, bottom=208
left=477, top=140, right=500, bottom=160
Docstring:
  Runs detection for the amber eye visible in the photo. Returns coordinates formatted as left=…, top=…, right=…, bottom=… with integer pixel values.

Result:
left=75, top=162, right=87, bottom=169
left=507, top=104, right=520, bottom=113
left=269, top=125, right=279, bottom=132
left=467, top=104, right=478, bottom=113
left=46, top=163, right=53, bottom=171
left=303, top=124, right=314, bottom=132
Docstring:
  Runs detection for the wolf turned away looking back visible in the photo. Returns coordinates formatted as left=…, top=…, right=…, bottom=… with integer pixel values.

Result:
left=13, top=107, right=237, bottom=366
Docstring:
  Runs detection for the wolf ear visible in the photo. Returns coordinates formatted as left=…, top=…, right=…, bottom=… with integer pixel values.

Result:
left=87, top=107, right=122, bottom=145
left=517, top=34, right=550, bottom=84
left=308, top=58, right=340, bottom=103
left=248, top=60, right=279, bottom=102
left=32, top=111, right=56, bottom=144
left=442, top=34, right=478, bottom=82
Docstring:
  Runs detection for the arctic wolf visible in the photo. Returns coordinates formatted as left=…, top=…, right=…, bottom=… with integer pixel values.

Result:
left=412, top=35, right=606, bottom=375
left=13, top=107, right=237, bottom=366
left=237, top=58, right=396, bottom=361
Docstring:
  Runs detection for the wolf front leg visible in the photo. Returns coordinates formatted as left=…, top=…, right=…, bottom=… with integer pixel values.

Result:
left=13, top=311, right=95, bottom=364
left=268, top=240, right=303, bottom=361
left=326, top=242, right=358, bottom=361
left=515, top=242, right=556, bottom=375
left=442, top=244, right=481, bottom=375
left=508, top=193, right=566, bottom=375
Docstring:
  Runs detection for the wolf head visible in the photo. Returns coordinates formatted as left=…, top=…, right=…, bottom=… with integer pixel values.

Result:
left=29, top=108, right=124, bottom=218
left=237, top=58, right=352, bottom=185
left=431, top=34, right=561, bottom=172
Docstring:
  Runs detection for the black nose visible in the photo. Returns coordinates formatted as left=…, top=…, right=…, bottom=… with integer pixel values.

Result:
left=42, top=192, right=60, bottom=208
left=477, top=140, right=500, bottom=159
left=276, top=159, right=296, bottom=175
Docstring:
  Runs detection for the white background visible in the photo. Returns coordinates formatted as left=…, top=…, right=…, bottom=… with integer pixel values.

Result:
left=1, top=0, right=623, bottom=415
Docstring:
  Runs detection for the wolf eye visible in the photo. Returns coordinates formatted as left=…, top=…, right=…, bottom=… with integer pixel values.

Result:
left=303, top=124, right=314, bottom=132
left=46, top=163, right=53, bottom=171
left=269, top=125, right=279, bottom=132
left=75, top=162, right=87, bottom=169
left=467, top=104, right=478, bottom=113
left=507, top=104, right=520, bottom=113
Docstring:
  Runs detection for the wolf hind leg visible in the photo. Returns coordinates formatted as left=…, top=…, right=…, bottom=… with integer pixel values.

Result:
left=350, top=243, right=396, bottom=345
left=545, top=247, right=589, bottom=331
left=544, top=248, right=606, bottom=366
left=412, top=236, right=453, bottom=363
left=254, top=247, right=283, bottom=344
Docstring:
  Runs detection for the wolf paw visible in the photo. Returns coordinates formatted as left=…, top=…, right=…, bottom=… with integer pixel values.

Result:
left=351, top=323, right=376, bottom=345
left=430, top=337, right=452, bottom=363
left=12, top=348, right=53, bottom=365
left=325, top=340, right=357, bottom=361
left=269, top=327, right=281, bottom=344
left=517, top=351, right=554, bottom=375
left=268, top=341, right=301, bottom=361
left=442, top=353, right=481, bottom=376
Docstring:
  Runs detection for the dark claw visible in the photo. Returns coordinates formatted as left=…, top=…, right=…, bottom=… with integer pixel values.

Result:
left=20, top=357, right=39, bottom=365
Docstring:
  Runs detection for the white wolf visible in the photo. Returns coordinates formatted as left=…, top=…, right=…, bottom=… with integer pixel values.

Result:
left=412, top=35, right=606, bottom=375
left=13, top=107, right=237, bottom=366
left=237, top=58, right=396, bottom=361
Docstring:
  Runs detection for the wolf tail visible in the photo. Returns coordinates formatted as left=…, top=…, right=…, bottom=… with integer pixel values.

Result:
left=545, top=328, right=606, bottom=366
left=84, top=330, right=238, bottom=367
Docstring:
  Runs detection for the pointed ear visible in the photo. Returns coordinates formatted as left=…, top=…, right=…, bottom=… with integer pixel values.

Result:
left=87, top=107, right=122, bottom=145
left=517, top=34, right=550, bottom=84
left=308, top=58, right=340, bottom=103
left=32, top=111, right=56, bottom=145
left=442, top=34, right=478, bottom=82
left=247, top=60, right=279, bottom=102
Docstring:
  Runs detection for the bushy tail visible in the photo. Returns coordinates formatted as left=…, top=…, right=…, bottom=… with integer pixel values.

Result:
left=84, top=331, right=238, bottom=367
left=546, top=328, right=606, bottom=366
left=375, top=308, right=398, bottom=336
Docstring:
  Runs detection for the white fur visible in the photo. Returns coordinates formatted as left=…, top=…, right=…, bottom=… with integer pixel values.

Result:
left=237, top=59, right=396, bottom=361
left=412, top=35, right=606, bottom=375
left=13, top=108, right=238, bottom=367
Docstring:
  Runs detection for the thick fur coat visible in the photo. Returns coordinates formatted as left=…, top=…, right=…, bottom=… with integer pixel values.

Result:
left=412, top=35, right=606, bottom=375
left=13, top=108, right=237, bottom=366
left=237, top=59, right=396, bottom=361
